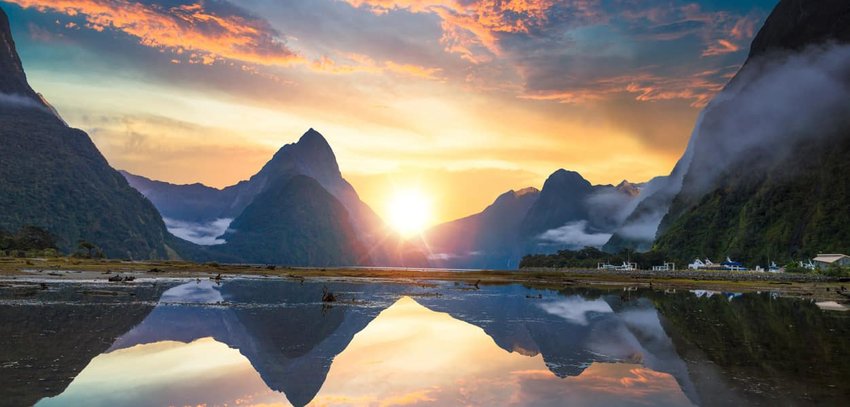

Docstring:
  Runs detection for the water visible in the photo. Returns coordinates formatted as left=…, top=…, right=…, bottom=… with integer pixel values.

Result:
left=1, top=278, right=847, bottom=406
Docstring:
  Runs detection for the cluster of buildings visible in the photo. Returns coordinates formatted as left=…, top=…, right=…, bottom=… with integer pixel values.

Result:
left=594, top=253, right=850, bottom=273
left=687, top=257, right=765, bottom=272
left=686, top=254, right=850, bottom=273
left=597, top=262, right=638, bottom=271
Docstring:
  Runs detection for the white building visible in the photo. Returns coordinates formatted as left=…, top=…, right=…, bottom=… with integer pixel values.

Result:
left=652, top=262, right=676, bottom=271
left=688, top=258, right=717, bottom=270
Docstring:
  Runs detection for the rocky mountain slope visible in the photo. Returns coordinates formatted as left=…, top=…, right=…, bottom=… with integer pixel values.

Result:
left=424, top=187, right=540, bottom=269
left=0, top=7, right=178, bottom=259
left=653, top=0, right=850, bottom=263
left=216, top=175, right=366, bottom=266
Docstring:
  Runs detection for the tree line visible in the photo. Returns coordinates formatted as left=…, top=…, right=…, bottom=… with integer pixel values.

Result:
left=0, top=226, right=103, bottom=258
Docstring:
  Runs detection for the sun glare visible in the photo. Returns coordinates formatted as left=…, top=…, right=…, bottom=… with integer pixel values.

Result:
left=386, top=189, right=432, bottom=237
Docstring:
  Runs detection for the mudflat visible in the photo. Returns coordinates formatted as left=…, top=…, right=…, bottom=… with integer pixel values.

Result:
left=1, top=257, right=847, bottom=302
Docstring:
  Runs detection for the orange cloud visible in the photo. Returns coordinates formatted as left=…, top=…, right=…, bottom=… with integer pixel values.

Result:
left=8, top=0, right=301, bottom=66
left=521, top=68, right=730, bottom=108
left=730, top=15, right=757, bottom=40
left=343, top=0, right=565, bottom=60
left=702, top=39, right=740, bottom=56
left=698, top=14, right=757, bottom=57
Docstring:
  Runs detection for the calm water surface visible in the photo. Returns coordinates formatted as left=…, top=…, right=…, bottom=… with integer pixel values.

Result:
left=0, top=278, right=847, bottom=406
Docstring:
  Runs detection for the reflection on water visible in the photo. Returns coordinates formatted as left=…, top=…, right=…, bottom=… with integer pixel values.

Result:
left=36, top=295, right=692, bottom=407
left=38, top=338, right=288, bottom=407
left=315, top=297, right=691, bottom=407
left=1, top=279, right=848, bottom=406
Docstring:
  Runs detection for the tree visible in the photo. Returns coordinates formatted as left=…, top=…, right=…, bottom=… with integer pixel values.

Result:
left=78, top=240, right=96, bottom=258
left=13, top=226, right=57, bottom=251
left=0, top=228, right=10, bottom=251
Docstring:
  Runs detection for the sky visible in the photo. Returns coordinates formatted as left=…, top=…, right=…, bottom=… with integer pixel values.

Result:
left=2, top=0, right=777, bottom=225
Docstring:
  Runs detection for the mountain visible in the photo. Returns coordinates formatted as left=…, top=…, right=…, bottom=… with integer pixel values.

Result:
left=123, top=128, right=426, bottom=266
left=520, top=169, right=641, bottom=255
left=0, top=7, right=180, bottom=259
left=746, top=0, right=850, bottom=58
left=230, top=128, right=384, bottom=238
left=216, top=175, right=366, bottom=266
left=121, top=128, right=380, bottom=228
left=424, top=187, right=539, bottom=269
left=120, top=171, right=235, bottom=224
left=0, top=8, right=39, bottom=102
left=652, top=0, right=850, bottom=263
left=614, top=180, right=641, bottom=197
left=603, top=170, right=690, bottom=253
left=519, top=169, right=595, bottom=239
left=423, top=168, right=642, bottom=269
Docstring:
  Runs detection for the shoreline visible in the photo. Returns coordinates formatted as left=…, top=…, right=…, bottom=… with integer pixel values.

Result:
left=1, top=257, right=848, bottom=302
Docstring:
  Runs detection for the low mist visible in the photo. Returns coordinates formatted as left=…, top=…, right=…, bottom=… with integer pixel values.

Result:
left=0, top=92, right=43, bottom=109
left=537, top=220, right=613, bottom=249
left=164, top=217, right=233, bottom=245
left=682, top=43, right=850, bottom=198
left=607, top=43, right=850, bottom=247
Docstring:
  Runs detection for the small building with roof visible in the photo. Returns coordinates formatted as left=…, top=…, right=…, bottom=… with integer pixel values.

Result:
left=813, top=254, right=850, bottom=270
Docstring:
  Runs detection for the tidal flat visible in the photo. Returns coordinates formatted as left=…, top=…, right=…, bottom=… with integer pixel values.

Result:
left=1, top=256, right=847, bottom=302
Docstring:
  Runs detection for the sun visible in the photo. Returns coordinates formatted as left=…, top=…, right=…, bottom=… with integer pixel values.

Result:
left=386, top=189, right=432, bottom=237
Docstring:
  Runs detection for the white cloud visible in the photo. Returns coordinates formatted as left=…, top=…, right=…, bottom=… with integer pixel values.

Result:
left=537, top=220, right=612, bottom=249
left=164, top=217, right=233, bottom=245
left=0, top=92, right=42, bottom=109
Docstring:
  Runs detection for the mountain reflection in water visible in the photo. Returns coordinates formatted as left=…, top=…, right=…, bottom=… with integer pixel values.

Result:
left=37, top=288, right=692, bottom=407
left=0, top=278, right=846, bottom=406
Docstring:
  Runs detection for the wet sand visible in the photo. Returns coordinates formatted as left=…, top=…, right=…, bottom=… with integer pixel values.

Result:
left=1, top=257, right=848, bottom=302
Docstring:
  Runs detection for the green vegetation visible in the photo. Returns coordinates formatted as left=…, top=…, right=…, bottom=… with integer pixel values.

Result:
left=216, top=175, right=365, bottom=266
left=520, top=247, right=670, bottom=269
left=0, top=226, right=58, bottom=257
left=821, top=264, right=850, bottom=278
left=654, top=93, right=850, bottom=266
left=0, top=107, right=174, bottom=260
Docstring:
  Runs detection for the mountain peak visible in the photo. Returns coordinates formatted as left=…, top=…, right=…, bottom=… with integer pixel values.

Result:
left=494, top=187, right=539, bottom=205
left=544, top=169, right=592, bottom=190
left=749, top=0, right=850, bottom=59
left=0, top=6, right=40, bottom=102
left=291, top=128, right=334, bottom=158
left=615, top=180, right=641, bottom=197
left=515, top=187, right=539, bottom=197
left=263, top=128, right=341, bottom=182
left=299, top=127, right=329, bottom=144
